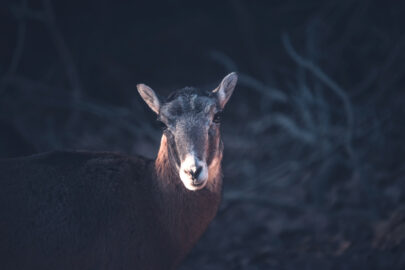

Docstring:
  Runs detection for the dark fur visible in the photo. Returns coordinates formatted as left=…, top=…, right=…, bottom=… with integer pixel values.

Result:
left=165, top=87, right=210, bottom=103
left=0, top=149, right=221, bottom=270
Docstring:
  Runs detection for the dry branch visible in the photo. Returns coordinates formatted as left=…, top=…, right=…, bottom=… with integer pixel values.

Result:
left=6, top=0, right=27, bottom=75
left=210, top=51, right=287, bottom=102
left=42, top=0, right=82, bottom=126
left=282, top=33, right=354, bottom=156
left=1, top=75, right=159, bottom=142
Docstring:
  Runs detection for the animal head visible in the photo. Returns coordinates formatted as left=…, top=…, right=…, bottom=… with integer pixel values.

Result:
left=137, top=73, right=237, bottom=191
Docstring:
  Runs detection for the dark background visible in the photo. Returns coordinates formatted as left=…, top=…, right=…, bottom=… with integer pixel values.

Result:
left=1, top=0, right=405, bottom=269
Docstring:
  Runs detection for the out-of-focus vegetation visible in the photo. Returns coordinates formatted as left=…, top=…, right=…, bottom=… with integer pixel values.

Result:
left=1, top=0, right=404, bottom=269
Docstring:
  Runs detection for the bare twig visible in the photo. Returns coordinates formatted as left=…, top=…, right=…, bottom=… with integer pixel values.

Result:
left=239, top=74, right=288, bottom=102
left=282, top=33, right=354, bottom=156
left=250, top=113, right=316, bottom=144
left=231, top=111, right=392, bottom=196
left=6, top=0, right=27, bottom=75
left=1, top=0, right=28, bottom=96
left=1, top=75, right=159, bottom=142
left=210, top=51, right=288, bottom=102
left=41, top=0, right=82, bottom=126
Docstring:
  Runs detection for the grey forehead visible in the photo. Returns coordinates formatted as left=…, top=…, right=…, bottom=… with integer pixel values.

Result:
left=160, top=87, right=216, bottom=117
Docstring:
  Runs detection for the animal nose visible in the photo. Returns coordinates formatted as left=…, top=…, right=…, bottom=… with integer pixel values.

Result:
left=189, top=166, right=202, bottom=180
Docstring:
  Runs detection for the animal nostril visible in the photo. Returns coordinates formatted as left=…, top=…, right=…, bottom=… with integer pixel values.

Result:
left=195, top=166, right=202, bottom=177
left=190, top=166, right=202, bottom=180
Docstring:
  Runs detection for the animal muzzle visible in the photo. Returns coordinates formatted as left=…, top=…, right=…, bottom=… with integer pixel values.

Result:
left=179, top=154, right=208, bottom=191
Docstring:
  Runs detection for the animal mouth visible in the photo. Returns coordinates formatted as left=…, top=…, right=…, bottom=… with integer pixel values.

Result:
left=192, top=180, right=205, bottom=187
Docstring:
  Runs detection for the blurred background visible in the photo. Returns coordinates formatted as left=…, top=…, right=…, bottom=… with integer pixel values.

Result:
left=1, top=0, right=405, bottom=269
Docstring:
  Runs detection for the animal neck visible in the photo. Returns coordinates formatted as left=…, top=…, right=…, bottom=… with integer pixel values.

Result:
left=154, top=135, right=223, bottom=262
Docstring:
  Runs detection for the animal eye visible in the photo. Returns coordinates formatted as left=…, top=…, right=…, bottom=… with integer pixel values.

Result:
left=157, top=120, right=167, bottom=130
left=213, top=112, right=222, bottom=123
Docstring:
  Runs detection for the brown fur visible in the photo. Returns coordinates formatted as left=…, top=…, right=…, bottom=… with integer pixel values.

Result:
left=155, top=134, right=222, bottom=267
left=0, top=134, right=222, bottom=270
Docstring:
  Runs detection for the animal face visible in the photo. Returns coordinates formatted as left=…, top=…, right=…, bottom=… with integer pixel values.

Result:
left=137, top=73, right=237, bottom=191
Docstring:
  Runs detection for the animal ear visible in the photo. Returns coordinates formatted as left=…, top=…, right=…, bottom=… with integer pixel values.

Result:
left=137, top=84, right=161, bottom=114
left=212, top=72, right=238, bottom=109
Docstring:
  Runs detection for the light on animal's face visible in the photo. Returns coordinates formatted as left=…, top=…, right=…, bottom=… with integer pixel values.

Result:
left=137, top=73, right=237, bottom=192
left=179, top=154, right=208, bottom=191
